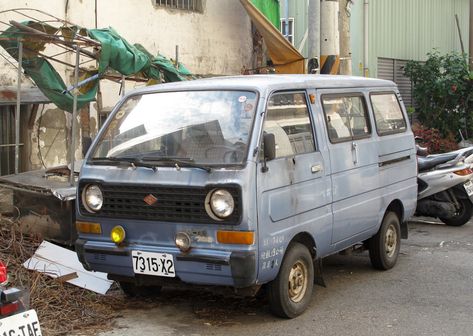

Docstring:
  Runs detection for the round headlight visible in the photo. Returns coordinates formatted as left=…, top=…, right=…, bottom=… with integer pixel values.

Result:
left=208, top=189, right=234, bottom=219
left=175, top=232, right=192, bottom=252
left=82, top=184, right=103, bottom=213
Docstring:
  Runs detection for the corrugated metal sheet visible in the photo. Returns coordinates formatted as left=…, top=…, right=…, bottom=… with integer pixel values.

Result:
left=377, top=58, right=413, bottom=107
left=361, top=0, right=469, bottom=77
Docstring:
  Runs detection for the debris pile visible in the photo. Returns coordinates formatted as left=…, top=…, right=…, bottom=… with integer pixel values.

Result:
left=0, top=215, right=126, bottom=336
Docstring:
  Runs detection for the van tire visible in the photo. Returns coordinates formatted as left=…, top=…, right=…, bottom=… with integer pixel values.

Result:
left=119, top=282, right=162, bottom=297
left=268, top=242, right=314, bottom=318
left=369, top=211, right=401, bottom=270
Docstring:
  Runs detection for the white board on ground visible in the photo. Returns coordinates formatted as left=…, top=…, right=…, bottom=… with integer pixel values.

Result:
left=23, top=241, right=113, bottom=294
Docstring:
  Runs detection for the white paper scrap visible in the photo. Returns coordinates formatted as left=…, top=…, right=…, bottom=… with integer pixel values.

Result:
left=23, top=241, right=113, bottom=294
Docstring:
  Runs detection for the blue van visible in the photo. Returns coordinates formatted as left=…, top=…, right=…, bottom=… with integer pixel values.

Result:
left=75, top=75, right=417, bottom=318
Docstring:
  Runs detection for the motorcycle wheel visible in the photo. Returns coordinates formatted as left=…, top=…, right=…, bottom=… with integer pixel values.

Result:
left=439, top=198, right=473, bottom=226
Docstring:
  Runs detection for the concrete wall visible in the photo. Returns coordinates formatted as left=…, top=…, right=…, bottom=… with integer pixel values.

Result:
left=0, top=0, right=253, bottom=172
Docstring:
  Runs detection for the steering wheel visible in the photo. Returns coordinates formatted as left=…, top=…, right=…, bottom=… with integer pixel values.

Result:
left=204, top=145, right=245, bottom=163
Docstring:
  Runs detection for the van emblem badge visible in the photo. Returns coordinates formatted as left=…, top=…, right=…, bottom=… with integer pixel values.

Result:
left=144, top=194, right=158, bottom=206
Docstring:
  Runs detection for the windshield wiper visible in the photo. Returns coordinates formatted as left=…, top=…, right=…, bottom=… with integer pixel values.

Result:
left=140, top=156, right=212, bottom=173
left=90, top=157, right=158, bottom=171
left=90, top=156, right=211, bottom=172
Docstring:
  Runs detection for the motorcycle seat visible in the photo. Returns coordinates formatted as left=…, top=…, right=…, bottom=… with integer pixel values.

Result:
left=417, top=152, right=458, bottom=172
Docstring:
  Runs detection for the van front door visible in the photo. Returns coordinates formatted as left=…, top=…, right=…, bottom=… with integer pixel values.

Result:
left=319, top=91, right=380, bottom=246
left=256, top=91, right=332, bottom=283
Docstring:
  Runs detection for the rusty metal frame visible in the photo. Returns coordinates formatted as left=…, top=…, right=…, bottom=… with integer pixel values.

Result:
left=0, top=8, right=153, bottom=179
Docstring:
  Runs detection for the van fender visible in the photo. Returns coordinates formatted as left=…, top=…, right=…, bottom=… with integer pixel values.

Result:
left=384, top=200, right=407, bottom=239
left=287, top=232, right=325, bottom=287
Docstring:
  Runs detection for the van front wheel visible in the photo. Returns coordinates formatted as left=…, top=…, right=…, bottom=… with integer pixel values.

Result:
left=268, top=242, right=314, bottom=318
left=369, top=211, right=401, bottom=270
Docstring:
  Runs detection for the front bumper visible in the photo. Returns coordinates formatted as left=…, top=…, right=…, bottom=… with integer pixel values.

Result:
left=76, top=239, right=256, bottom=288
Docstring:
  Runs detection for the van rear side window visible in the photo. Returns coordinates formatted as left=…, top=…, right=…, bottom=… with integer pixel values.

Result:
left=370, top=93, right=407, bottom=135
left=322, top=95, right=371, bottom=143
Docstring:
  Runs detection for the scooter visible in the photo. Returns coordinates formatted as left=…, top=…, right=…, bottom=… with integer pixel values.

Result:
left=415, top=143, right=473, bottom=226
left=0, top=261, right=41, bottom=335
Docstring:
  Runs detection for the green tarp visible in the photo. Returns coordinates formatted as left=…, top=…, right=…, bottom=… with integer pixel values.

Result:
left=251, top=0, right=280, bottom=29
left=0, top=21, right=193, bottom=112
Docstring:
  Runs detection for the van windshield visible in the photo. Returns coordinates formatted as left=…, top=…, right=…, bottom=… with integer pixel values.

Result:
left=91, top=90, right=257, bottom=166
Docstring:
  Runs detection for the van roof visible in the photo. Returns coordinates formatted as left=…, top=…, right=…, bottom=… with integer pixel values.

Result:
left=131, top=75, right=396, bottom=96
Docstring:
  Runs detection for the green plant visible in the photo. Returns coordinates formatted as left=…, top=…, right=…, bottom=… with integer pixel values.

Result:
left=404, top=51, right=473, bottom=139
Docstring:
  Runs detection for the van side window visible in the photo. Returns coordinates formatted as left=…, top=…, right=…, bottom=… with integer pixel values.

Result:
left=370, top=93, right=407, bottom=135
left=264, top=92, right=315, bottom=158
left=322, top=95, right=371, bottom=143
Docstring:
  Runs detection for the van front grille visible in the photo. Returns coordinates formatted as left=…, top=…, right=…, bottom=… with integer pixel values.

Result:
left=79, top=183, right=241, bottom=225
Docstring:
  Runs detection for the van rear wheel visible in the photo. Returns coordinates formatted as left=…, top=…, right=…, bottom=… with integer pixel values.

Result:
left=369, top=211, right=401, bottom=270
left=268, top=242, right=314, bottom=318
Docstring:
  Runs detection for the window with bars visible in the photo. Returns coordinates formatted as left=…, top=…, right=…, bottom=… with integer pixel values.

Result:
left=280, top=18, right=294, bottom=45
left=153, top=0, right=203, bottom=12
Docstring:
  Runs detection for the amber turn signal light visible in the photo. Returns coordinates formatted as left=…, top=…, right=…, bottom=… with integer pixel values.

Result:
left=217, top=231, right=255, bottom=245
left=76, top=221, right=102, bottom=234
left=453, top=168, right=473, bottom=176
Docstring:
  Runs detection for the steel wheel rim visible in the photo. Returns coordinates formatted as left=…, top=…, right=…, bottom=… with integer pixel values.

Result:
left=385, top=223, right=397, bottom=258
left=288, top=260, right=308, bottom=303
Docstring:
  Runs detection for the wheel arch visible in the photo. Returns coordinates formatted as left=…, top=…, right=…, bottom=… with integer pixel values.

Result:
left=385, top=199, right=407, bottom=239
left=288, top=232, right=317, bottom=260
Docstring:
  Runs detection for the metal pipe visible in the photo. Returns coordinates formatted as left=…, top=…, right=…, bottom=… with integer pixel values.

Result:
left=455, top=14, right=465, bottom=55
left=363, top=0, right=369, bottom=77
left=62, top=73, right=100, bottom=94
left=285, top=0, right=290, bottom=40
left=120, top=75, right=126, bottom=97
left=175, top=45, right=179, bottom=69
left=14, top=39, right=22, bottom=174
left=0, top=143, right=23, bottom=148
left=469, top=0, right=473, bottom=70
left=70, top=47, right=80, bottom=185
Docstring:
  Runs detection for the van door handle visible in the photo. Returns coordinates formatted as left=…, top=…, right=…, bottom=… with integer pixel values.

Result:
left=351, top=142, right=358, bottom=164
left=311, top=164, right=322, bottom=173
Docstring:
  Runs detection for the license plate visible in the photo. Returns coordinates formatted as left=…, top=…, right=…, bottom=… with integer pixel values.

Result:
left=464, top=180, right=473, bottom=196
left=0, top=310, right=41, bottom=336
left=132, top=251, right=175, bottom=277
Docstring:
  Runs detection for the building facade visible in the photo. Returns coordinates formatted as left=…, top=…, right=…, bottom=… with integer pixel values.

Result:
left=0, top=0, right=253, bottom=175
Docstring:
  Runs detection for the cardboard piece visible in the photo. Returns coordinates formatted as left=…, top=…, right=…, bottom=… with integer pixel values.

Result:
left=23, top=241, right=113, bottom=294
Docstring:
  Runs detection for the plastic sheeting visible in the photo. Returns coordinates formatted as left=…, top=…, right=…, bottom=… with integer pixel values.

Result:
left=0, top=21, right=193, bottom=113
left=240, top=0, right=305, bottom=74
left=250, top=0, right=281, bottom=29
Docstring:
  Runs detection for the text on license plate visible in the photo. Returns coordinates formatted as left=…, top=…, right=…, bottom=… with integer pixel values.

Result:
left=131, top=251, right=175, bottom=277
left=0, top=309, right=42, bottom=336
left=464, top=180, right=473, bottom=196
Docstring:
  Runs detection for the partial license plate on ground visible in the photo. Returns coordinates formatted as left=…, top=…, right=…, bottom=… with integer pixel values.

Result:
left=464, top=180, right=473, bottom=196
left=132, top=251, right=175, bottom=277
left=0, top=309, right=42, bottom=336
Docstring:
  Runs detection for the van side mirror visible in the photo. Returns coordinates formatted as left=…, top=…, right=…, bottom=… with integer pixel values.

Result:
left=261, top=132, right=276, bottom=173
